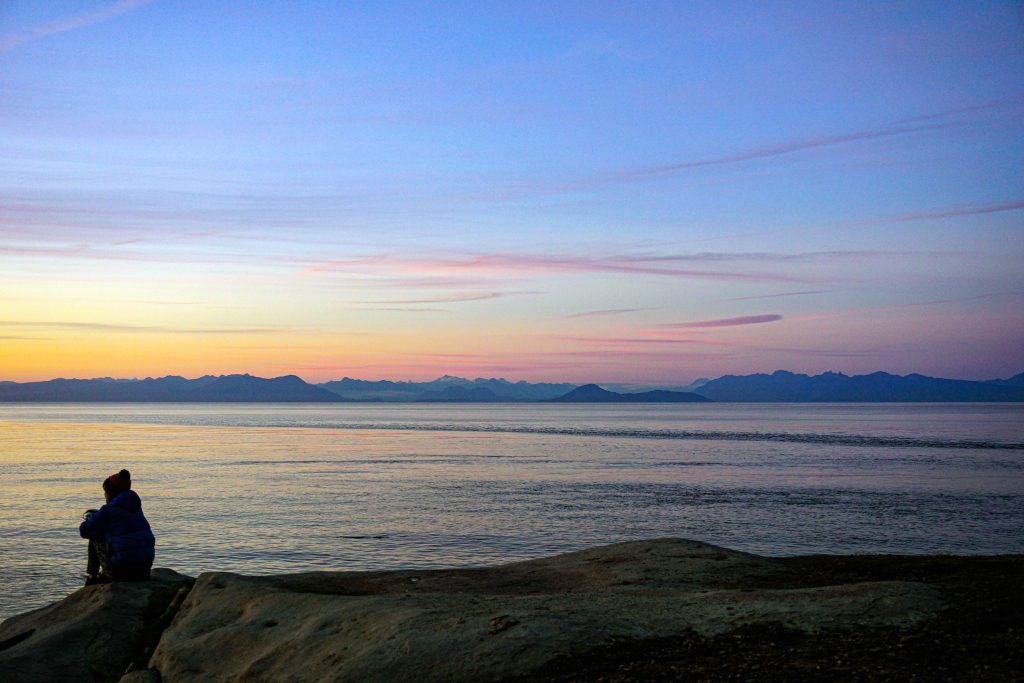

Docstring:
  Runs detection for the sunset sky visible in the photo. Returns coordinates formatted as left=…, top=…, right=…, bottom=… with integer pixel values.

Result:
left=2, top=1, right=1022, bottom=384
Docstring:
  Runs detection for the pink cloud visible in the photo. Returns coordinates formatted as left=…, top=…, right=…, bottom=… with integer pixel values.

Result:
left=308, top=252, right=809, bottom=284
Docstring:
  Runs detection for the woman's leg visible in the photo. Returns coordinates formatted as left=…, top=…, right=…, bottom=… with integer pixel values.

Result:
left=86, top=538, right=100, bottom=576
left=86, top=538, right=117, bottom=583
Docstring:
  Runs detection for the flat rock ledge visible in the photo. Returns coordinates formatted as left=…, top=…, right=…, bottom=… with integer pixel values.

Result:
left=0, top=539, right=982, bottom=682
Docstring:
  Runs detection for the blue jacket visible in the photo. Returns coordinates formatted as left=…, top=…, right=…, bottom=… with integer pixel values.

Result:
left=79, top=490, right=156, bottom=567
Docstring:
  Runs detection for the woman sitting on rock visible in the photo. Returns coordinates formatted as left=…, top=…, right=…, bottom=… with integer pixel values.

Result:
left=79, top=469, right=156, bottom=585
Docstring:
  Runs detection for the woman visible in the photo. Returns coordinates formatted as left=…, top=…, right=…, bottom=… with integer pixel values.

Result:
left=79, top=469, right=156, bottom=584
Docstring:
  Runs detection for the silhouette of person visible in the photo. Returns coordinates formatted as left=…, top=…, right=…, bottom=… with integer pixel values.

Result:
left=79, top=469, right=155, bottom=584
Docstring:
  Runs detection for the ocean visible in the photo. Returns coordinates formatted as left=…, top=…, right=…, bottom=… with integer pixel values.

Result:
left=1, top=402, right=1022, bottom=620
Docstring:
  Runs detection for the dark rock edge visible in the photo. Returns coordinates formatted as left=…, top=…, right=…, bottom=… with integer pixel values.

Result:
left=514, top=554, right=1024, bottom=682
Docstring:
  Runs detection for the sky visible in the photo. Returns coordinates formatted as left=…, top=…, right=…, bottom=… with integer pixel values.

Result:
left=1, top=1, right=1022, bottom=384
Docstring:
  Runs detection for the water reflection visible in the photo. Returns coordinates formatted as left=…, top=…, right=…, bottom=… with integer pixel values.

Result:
left=1, top=403, right=1022, bottom=619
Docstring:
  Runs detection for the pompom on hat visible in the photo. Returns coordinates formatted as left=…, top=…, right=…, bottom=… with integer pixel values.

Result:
left=103, top=469, right=132, bottom=494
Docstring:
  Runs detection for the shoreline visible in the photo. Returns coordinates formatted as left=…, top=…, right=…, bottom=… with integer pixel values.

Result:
left=1, top=539, right=1021, bottom=682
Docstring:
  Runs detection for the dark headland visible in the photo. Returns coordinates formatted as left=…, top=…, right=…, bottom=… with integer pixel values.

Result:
left=1, top=539, right=1020, bottom=682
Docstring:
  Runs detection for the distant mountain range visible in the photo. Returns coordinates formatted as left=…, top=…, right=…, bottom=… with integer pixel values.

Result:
left=551, top=384, right=709, bottom=403
left=0, top=370, right=1021, bottom=402
left=693, top=370, right=1024, bottom=402
left=318, top=375, right=576, bottom=402
left=0, top=374, right=341, bottom=403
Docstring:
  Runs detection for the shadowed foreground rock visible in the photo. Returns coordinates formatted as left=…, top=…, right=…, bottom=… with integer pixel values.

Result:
left=0, top=569, right=192, bottom=683
left=1, top=539, right=1021, bottom=682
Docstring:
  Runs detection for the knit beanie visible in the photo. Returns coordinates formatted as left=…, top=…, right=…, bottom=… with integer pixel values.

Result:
left=103, top=469, right=132, bottom=495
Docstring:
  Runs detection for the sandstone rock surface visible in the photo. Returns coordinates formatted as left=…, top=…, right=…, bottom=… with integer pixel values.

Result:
left=149, top=539, right=941, bottom=682
left=0, top=569, right=192, bottom=683
left=1, top=540, right=966, bottom=682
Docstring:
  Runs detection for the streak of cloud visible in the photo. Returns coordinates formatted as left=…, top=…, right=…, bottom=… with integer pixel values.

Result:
left=662, top=314, right=783, bottom=329
left=0, top=242, right=263, bottom=266
left=471, top=101, right=1011, bottom=200
left=358, top=292, right=532, bottom=305
left=562, top=308, right=651, bottom=320
left=407, top=349, right=734, bottom=361
left=618, top=123, right=952, bottom=181
left=0, top=0, right=154, bottom=53
left=0, top=321, right=281, bottom=335
left=898, top=99, right=1017, bottom=125
left=909, top=291, right=1024, bottom=307
left=787, top=291, right=1024, bottom=323
left=353, top=277, right=516, bottom=290
left=226, top=345, right=318, bottom=351
left=756, top=347, right=876, bottom=358
left=865, top=200, right=1024, bottom=225
left=310, top=252, right=810, bottom=284
left=726, top=290, right=831, bottom=302
left=558, top=336, right=706, bottom=345
left=616, top=251, right=930, bottom=263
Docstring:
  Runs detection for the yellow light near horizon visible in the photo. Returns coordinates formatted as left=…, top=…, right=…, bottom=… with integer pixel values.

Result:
left=0, top=324, right=502, bottom=381
left=0, top=331, right=328, bottom=381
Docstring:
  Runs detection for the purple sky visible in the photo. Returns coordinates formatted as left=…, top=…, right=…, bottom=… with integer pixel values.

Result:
left=1, top=1, right=1022, bottom=383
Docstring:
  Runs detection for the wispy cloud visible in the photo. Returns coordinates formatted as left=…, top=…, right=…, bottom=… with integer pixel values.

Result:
left=893, top=291, right=1024, bottom=309
left=725, top=290, right=831, bottom=302
left=309, top=252, right=810, bottom=284
left=898, top=99, right=1016, bottom=125
left=0, top=241, right=257, bottom=266
left=562, top=308, right=652, bottom=320
left=755, top=346, right=876, bottom=358
left=616, top=250, right=928, bottom=263
left=406, top=348, right=734, bottom=362
left=0, top=321, right=280, bottom=335
left=352, top=276, right=516, bottom=289
left=662, top=314, right=783, bottom=329
left=780, top=291, right=1024, bottom=325
left=358, top=291, right=535, bottom=305
left=0, top=0, right=154, bottom=53
left=226, top=344, right=318, bottom=351
left=558, top=335, right=714, bottom=346
left=122, top=300, right=204, bottom=306
left=861, top=199, right=1024, bottom=225
left=470, top=101, right=1010, bottom=199
left=614, top=122, right=952, bottom=182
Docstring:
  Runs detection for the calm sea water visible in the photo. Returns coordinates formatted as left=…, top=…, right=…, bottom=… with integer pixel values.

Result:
left=1, top=402, right=1022, bottom=620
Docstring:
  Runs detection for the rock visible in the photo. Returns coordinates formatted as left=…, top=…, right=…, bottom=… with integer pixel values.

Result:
left=0, top=569, right=192, bottom=683
left=119, top=670, right=161, bottom=683
left=147, top=540, right=942, bottom=682
left=0, top=541, right=960, bottom=682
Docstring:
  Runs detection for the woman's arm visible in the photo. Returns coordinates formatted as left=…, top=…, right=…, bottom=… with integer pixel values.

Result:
left=79, top=504, right=111, bottom=539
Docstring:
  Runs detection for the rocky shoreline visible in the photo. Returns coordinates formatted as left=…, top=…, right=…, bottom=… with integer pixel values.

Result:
left=1, top=539, right=1020, bottom=682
